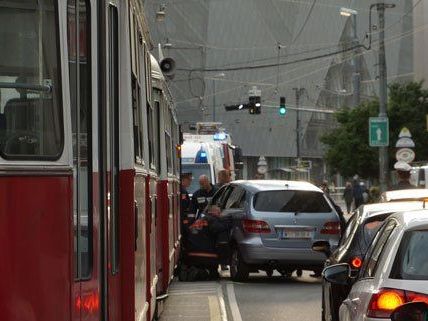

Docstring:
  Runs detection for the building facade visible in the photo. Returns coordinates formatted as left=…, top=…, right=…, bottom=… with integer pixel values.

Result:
left=146, top=0, right=416, bottom=182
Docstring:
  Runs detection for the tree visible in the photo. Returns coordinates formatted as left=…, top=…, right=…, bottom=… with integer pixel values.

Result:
left=321, top=81, right=428, bottom=179
left=388, top=82, right=428, bottom=162
left=321, top=101, right=379, bottom=179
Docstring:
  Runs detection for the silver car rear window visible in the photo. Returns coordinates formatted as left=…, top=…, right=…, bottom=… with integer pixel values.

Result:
left=391, top=230, right=428, bottom=280
left=253, top=190, right=331, bottom=213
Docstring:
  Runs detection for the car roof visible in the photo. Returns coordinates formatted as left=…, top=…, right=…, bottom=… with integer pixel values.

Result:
left=359, top=201, right=425, bottom=221
left=389, top=210, right=428, bottom=230
left=233, top=180, right=323, bottom=193
left=381, top=189, right=428, bottom=202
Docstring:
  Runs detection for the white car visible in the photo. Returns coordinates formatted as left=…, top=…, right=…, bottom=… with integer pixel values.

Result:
left=380, top=189, right=428, bottom=202
left=323, top=210, right=428, bottom=321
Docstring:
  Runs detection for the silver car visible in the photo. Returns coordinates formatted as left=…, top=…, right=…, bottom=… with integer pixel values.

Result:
left=210, top=180, right=341, bottom=281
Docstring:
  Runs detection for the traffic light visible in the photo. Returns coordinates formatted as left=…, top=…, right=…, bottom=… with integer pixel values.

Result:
left=279, top=96, right=287, bottom=116
left=249, top=96, right=261, bottom=114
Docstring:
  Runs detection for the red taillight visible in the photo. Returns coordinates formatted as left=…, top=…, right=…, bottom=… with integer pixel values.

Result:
left=75, top=292, right=100, bottom=314
left=321, top=221, right=341, bottom=235
left=242, top=219, right=271, bottom=234
left=368, top=288, right=428, bottom=318
left=350, top=256, right=363, bottom=269
left=406, top=291, right=428, bottom=305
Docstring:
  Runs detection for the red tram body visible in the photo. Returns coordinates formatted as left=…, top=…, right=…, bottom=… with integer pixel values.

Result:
left=0, top=1, right=180, bottom=321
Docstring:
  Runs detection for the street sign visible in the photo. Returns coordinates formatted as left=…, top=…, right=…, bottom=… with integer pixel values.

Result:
left=369, top=117, right=389, bottom=147
left=396, top=148, right=415, bottom=163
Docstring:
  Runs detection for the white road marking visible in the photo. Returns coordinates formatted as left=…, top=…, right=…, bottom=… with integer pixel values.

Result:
left=217, top=285, right=228, bottom=321
left=226, top=283, right=243, bottom=321
left=209, top=296, right=221, bottom=321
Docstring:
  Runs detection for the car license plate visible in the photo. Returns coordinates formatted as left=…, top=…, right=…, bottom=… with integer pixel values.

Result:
left=278, top=229, right=312, bottom=239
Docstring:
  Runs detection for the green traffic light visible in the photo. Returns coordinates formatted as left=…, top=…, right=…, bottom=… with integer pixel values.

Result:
left=279, top=96, right=287, bottom=116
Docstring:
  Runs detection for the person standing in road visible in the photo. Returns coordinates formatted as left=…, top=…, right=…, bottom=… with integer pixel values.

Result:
left=392, top=161, right=415, bottom=190
left=216, top=169, right=232, bottom=189
left=191, top=175, right=218, bottom=216
left=343, top=181, right=353, bottom=214
left=180, top=173, right=193, bottom=225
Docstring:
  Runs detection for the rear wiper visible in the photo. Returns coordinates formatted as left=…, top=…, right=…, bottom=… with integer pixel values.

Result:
left=0, top=82, right=52, bottom=93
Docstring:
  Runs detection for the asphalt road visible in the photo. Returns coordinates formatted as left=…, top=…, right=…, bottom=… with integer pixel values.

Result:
left=222, top=271, right=322, bottom=321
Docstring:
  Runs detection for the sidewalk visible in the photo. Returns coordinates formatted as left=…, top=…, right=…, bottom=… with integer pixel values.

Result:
left=159, top=280, right=226, bottom=321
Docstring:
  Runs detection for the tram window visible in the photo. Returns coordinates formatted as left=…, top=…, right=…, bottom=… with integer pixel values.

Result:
left=154, top=99, right=161, bottom=172
left=68, top=0, right=92, bottom=280
left=0, top=0, right=63, bottom=160
left=147, top=103, right=155, bottom=170
left=165, top=132, right=172, bottom=174
left=164, top=108, right=172, bottom=174
left=132, top=76, right=143, bottom=164
left=108, top=5, right=120, bottom=275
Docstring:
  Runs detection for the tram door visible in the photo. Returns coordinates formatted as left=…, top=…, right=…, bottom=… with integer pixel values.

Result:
left=100, top=2, right=121, bottom=321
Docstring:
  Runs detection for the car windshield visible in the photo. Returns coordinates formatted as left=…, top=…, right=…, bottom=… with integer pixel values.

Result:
left=253, top=190, right=331, bottom=213
left=391, top=230, right=428, bottom=280
left=182, top=163, right=212, bottom=194
left=0, top=0, right=62, bottom=159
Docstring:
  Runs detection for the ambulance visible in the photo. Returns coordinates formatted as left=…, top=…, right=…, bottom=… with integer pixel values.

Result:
left=181, top=124, right=237, bottom=195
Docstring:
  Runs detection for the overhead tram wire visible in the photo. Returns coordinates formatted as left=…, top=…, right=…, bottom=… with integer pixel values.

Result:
left=176, top=22, right=428, bottom=105
left=291, top=0, right=317, bottom=44
left=176, top=1, right=422, bottom=75
left=176, top=43, right=368, bottom=72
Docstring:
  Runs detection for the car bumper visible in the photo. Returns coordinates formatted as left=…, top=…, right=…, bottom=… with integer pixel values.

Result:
left=238, top=236, right=330, bottom=266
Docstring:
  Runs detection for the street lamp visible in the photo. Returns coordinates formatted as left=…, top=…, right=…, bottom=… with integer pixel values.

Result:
left=212, top=73, right=225, bottom=121
left=156, top=4, right=166, bottom=22
left=340, top=7, right=358, bottom=17
left=339, top=7, right=360, bottom=107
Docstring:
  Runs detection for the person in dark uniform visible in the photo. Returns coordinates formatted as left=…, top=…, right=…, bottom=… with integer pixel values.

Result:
left=392, top=161, right=415, bottom=190
left=180, top=173, right=193, bottom=229
left=191, top=175, right=217, bottom=216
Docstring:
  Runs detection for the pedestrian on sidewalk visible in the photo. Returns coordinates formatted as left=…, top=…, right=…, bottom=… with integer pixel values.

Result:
left=343, top=181, right=353, bottom=214
left=353, top=176, right=364, bottom=209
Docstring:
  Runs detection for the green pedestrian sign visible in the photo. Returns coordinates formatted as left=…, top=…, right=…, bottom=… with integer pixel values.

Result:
left=369, top=117, right=389, bottom=147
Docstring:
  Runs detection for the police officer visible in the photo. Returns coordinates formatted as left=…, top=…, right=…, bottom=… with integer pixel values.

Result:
left=191, top=175, right=217, bottom=216
left=392, top=161, right=415, bottom=190
left=180, top=172, right=192, bottom=220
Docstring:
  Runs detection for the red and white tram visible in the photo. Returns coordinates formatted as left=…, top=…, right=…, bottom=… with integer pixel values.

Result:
left=0, top=1, right=180, bottom=321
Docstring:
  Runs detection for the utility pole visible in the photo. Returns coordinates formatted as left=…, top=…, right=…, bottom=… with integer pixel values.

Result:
left=351, top=14, right=361, bottom=107
left=212, top=79, right=216, bottom=121
left=377, top=3, right=395, bottom=191
left=293, top=87, right=305, bottom=160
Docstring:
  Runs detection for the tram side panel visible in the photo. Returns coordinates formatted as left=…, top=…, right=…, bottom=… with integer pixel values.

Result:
left=0, top=176, right=73, bottom=321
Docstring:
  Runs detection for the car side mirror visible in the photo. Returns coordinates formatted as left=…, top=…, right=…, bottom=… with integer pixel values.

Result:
left=312, top=241, right=331, bottom=257
left=391, top=302, right=428, bottom=321
left=322, top=263, right=350, bottom=286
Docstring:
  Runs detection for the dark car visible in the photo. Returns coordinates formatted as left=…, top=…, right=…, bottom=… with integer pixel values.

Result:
left=314, top=201, right=426, bottom=321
